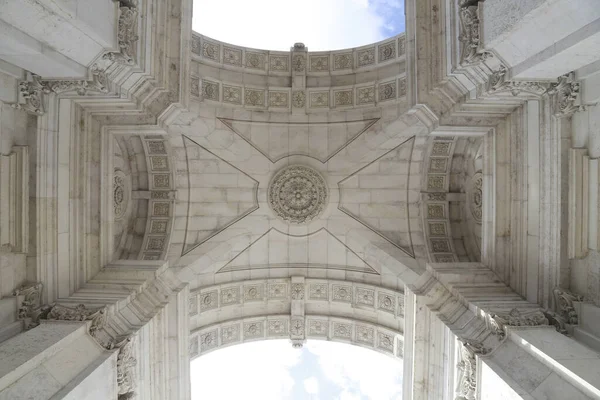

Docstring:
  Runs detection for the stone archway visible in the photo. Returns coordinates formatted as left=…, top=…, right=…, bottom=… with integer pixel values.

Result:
left=189, top=276, right=405, bottom=361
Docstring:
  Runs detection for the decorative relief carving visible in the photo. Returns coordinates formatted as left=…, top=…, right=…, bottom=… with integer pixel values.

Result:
left=334, top=90, right=353, bottom=107
left=202, top=80, right=219, bottom=101
left=378, top=41, right=396, bottom=62
left=332, top=285, right=352, bottom=303
left=221, top=287, right=240, bottom=305
left=116, top=337, right=137, bottom=400
left=553, top=288, right=585, bottom=325
left=310, top=56, right=329, bottom=72
left=333, top=322, right=352, bottom=339
left=104, top=2, right=139, bottom=65
left=200, top=330, right=218, bottom=352
left=244, top=321, right=264, bottom=339
left=152, top=202, right=170, bottom=217
left=432, top=142, right=451, bottom=156
left=458, top=0, right=492, bottom=65
left=429, top=158, right=448, bottom=173
left=309, top=283, right=328, bottom=300
left=427, top=175, right=445, bottom=190
left=292, top=91, right=306, bottom=108
left=46, top=304, right=108, bottom=342
left=488, top=65, right=548, bottom=96
left=357, top=48, right=375, bottom=67
left=292, top=54, right=306, bottom=72
left=291, top=318, right=305, bottom=338
left=308, top=319, right=328, bottom=336
left=291, top=283, right=305, bottom=300
left=152, top=174, right=170, bottom=188
left=378, top=81, right=396, bottom=101
left=429, top=222, right=447, bottom=236
left=200, top=291, right=218, bottom=312
left=428, top=193, right=446, bottom=201
left=268, top=319, right=288, bottom=336
left=189, top=336, right=199, bottom=357
left=245, top=51, right=266, bottom=70
left=14, top=283, right=43, bottom=322
left=223, top=47, right=242, bottom=66
left=244, top=284, right=264, bottom=301
left=430, top=239, right=451, bottom=253
left=113, top=170, right=128, bottom=220
left=356, top=325, right=374, bottom=345
left=309, top=91, right=329, bottom=108
left=469, top=172, right=483, bottom=223
left=377, top=332, right=394, bottom=353
left=268, top=283, right=287, bottom=299
left=149, top=219, right=168, bottom=234
left=435, top=254, right=456, bottom=262
left=202, top=40, right=220, bottom=61
left=145, top=237, right=165, bottom=251
left=397, top=295, right=405, bottom=316
left=357, top=86, right=375, bottom=105
left=456, top=341, right=478, bottom=400
left=356, top=288, right=375, bottom=307
left=39, top=64, right=109, bottom=96
left=548, top=72, right=580, bottom=116
left=487, top=308, right=549, bottom=340
left=221, top=324, right=240, bottom=344
left=378, top=293, right=396, bottom=314
left=427, top=204, right=445, bottom=219
left=270, top=55, right=289, bottom=71
left=244, top=88, right=265, bottom=107
left=269, top=91, right=289, bottom=108
left=268, top=165, right=328, bottom=224
left=223, top=85, right=242, bottom=104
left=333, top=53, right=353, bottom=70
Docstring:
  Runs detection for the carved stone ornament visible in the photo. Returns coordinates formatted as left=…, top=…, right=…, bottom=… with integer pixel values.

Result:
left=547, top=72, right=581, bottom=116
left=553, top=288, right=584, bottom=325
left=488, top=65, right=549, bottom=96
left=13, top=283, right=43, bottom=322
left=46, top=303, right=108, bottom=341
left=292, top=54, right=306, bottom=72
left=103, top=1, right=139, bottom=65
left=458, top=0, right=492, bottom=65
left=487, top=308, right=549, bottom=340
left=455, top=341, right=478, bottom=400
left=116, top=336, right=137, bottom=400
left=114, top=170, right=129, bottom=220
left=268, top=165, right=328, bottom=224
left=292, top=91, right=306, bottom=108
left=468, top=172, right=482, bottom=223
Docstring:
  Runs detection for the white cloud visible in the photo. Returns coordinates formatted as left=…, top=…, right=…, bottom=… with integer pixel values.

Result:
left=303, top=376, right=320, bottom=396
left=192, top=0, right=402, bottom=51
left=191, top=340, right=302, bottom=400
left=306, top=341, right=403, bottom=400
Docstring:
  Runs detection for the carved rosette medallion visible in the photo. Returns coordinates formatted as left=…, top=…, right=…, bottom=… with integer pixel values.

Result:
left=114, top=170, right=129, bottom=220
left=268, top=165, right=328, bottom=224
left=468, top=172, right=482, bottom=223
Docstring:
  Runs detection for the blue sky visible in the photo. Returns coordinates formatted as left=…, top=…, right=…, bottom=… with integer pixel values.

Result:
left=192, top=0, right=405, bottom=51
left=191, top=340, right=403, bottom=399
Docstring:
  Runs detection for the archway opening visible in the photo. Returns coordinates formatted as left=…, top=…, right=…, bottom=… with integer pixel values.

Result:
left=192, top=0, right=406, bottom=51
left=191, top=339, right=403, bottom=399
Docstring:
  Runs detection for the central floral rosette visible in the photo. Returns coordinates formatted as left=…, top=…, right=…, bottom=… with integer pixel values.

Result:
left=268, top=165, right=328, bottom=224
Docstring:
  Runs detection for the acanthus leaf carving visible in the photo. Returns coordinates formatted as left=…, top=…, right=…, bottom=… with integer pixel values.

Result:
left=116, top=336, right=137, bottom=400
left=553, top=287, right=585, bottom=325
left=547, top=72, right=580, bottom=116
left=486, top=308, right=549, bottom=340
left=487, top=65, right=549, bottom=96
left=13, top=283, right=43, bottom=323
left=458, top=0, right=492, bottom=66
left=103, top=1, right=139, bottom=65
left=39, top=64, right=109, bottom=96
left=46, top=303, right=109, bottom=344
left=455, top=339, right=480, bottom=400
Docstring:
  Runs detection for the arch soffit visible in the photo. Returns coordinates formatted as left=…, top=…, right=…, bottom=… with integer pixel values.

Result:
left=189, top=277, right=405, bottom=360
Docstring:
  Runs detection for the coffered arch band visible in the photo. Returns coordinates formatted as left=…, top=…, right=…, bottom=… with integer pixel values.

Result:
left=189, top=277, right=405, bottom=360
